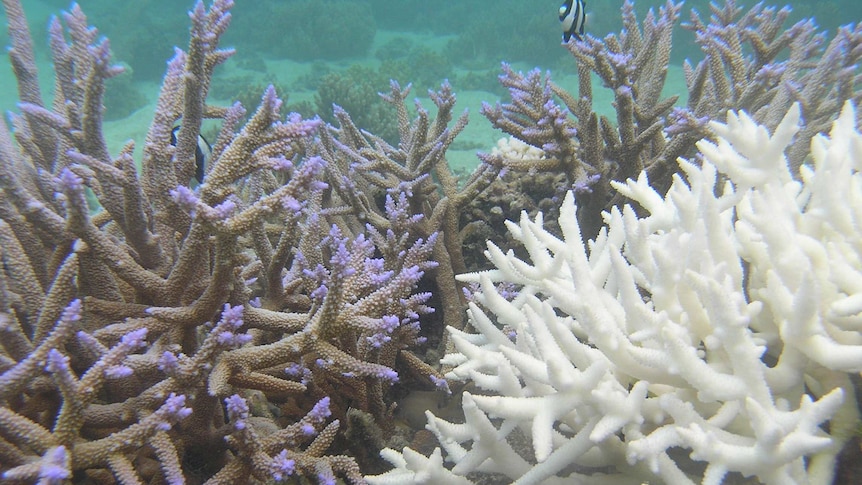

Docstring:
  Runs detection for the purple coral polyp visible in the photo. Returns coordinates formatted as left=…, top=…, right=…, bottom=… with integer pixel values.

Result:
left=158, top=351, right=180, bottom=373
left=219, top=303, right=245, bottom=329
left=216, top=330, right=251, bottom=347
left=377, top=368, right=399, bottom=382
left=208, top=199, right=237, bottom=221
left=60, top=298, right=81, bottom=322
left=380, top=315, right=400, bottom=333
left=156, top=393, right=192, bottom=431
left=225, top=394, right=250, bottom=430
left=271, top=450, right=296, bottom=481
left=44, top=348, right=70, bottom=374
left=169, top=185, right=199, bottom=214
left=37, top=446, right=70, bottom=484
left=309, top=396, right=332, bottom=422
left=429, top=375, right=450, bottom=394
left=56, top=167, right=83, bottom=193
left=104, top=365, right=134, bottom=379
left=120, top=328, right=148, bottom=348
left=366, top=332, right=391, bottom=348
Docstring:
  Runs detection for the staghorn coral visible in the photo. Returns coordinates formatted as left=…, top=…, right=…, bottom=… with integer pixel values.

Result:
left=678, top=0, right=862, bottom=172
left=479, top=1, right=685, bottom=241
left=3, top=0, right=860, bottom=482
left=458, top=137, right=568, bottom=271
left=369, top=98, right=862, bottom=484
left=315, top=79, right=503, bottom=337
left=480, top=0, right=861, bottom=241
left=0, top=1, right=446, bottom=483
left=207, top=195, right=442, bottom=423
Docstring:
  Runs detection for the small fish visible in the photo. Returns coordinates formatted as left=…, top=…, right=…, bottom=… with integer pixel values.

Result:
left=171, top=125, right=212, bottom=184
left=559, top=0, right=586, bottom=43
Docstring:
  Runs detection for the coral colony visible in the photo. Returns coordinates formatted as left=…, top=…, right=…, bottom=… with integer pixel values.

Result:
left=0, top=1, right=859, bottom=485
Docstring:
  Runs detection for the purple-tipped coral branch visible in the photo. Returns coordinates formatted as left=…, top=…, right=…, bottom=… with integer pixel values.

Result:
left=210, top=394, right=364, bottom=483
left=316, top=80, right=501, bottom=334
left=474, top=1, right=684, bottom=240
left=682, top=1, right=862, bottom=170
left=209, top=207, right=442, bottom=423
left=0, top=0, right=441, bottom=482
left=3, top=0, right=857, bottom=482
left=481, top=0, right=860, bottom=240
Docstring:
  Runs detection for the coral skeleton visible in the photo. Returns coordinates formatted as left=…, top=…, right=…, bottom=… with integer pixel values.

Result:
left=0, top=0, right=860, bottom=482
left=370, top=102, right=862, bottom=484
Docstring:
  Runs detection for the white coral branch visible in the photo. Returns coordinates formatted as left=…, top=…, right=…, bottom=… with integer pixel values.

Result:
left=369, top=103, right=862, bottom=484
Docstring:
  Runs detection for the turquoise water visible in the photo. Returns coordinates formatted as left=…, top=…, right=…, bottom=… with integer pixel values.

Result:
left=0, top=0, right=857, bottom=168
left=4, top=1, right=858, bottom=78
left=0, top=2, right=860, bottom=483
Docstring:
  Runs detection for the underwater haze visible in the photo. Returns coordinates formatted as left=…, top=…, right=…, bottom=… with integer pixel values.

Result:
left=0, top=0, right=859, bottom=171
left=1, top=1, right=861, bottom=484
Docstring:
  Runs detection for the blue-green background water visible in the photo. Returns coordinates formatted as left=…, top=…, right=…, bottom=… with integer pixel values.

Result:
left=0, top=3, right=857, bottom=483
left=0, top=0, right=859, bottom=170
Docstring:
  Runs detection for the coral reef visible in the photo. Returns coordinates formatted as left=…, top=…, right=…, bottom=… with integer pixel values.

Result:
left=378, top=46, right=454, bottom=93
left=459, top=137, right=568, bottom=270
left=371, top=99, right=862, bottom=485
left=314, top=79, right=503, bottom=335
left=0, top=0, right=860, bottom=483
left=0, top=1, right=446, bottom=483
left=479, top=0, right=861, bottom=240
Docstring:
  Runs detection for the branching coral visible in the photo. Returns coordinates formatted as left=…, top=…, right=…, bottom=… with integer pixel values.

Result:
left=480, top=0, right=861, bottom=240
left=3, top=0, right=859, bottom=483
left=679, top=1, right=862, bottom=171
left=207, top=197, right=443, bottom=422
left=0, top=0, right=446, bottom=483
left=315, top=80, right=503, bottom=335
left=370, top=102, right=862, bottom=484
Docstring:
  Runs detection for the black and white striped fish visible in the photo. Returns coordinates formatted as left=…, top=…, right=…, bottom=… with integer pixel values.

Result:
left=559, top=0, right=586, bottom=43
left=171, top=125, right=212, bottom=184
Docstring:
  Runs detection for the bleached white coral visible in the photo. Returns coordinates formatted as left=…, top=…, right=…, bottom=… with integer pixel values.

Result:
left=366, top=447, right=472, bottom=485
left=368, top=103, right=862, bottom=484
left=490, top=136, right=547, bottom=162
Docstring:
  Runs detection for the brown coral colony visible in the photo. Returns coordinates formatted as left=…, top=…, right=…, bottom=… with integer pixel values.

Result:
left=0, top=0, right=859, bottom=484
